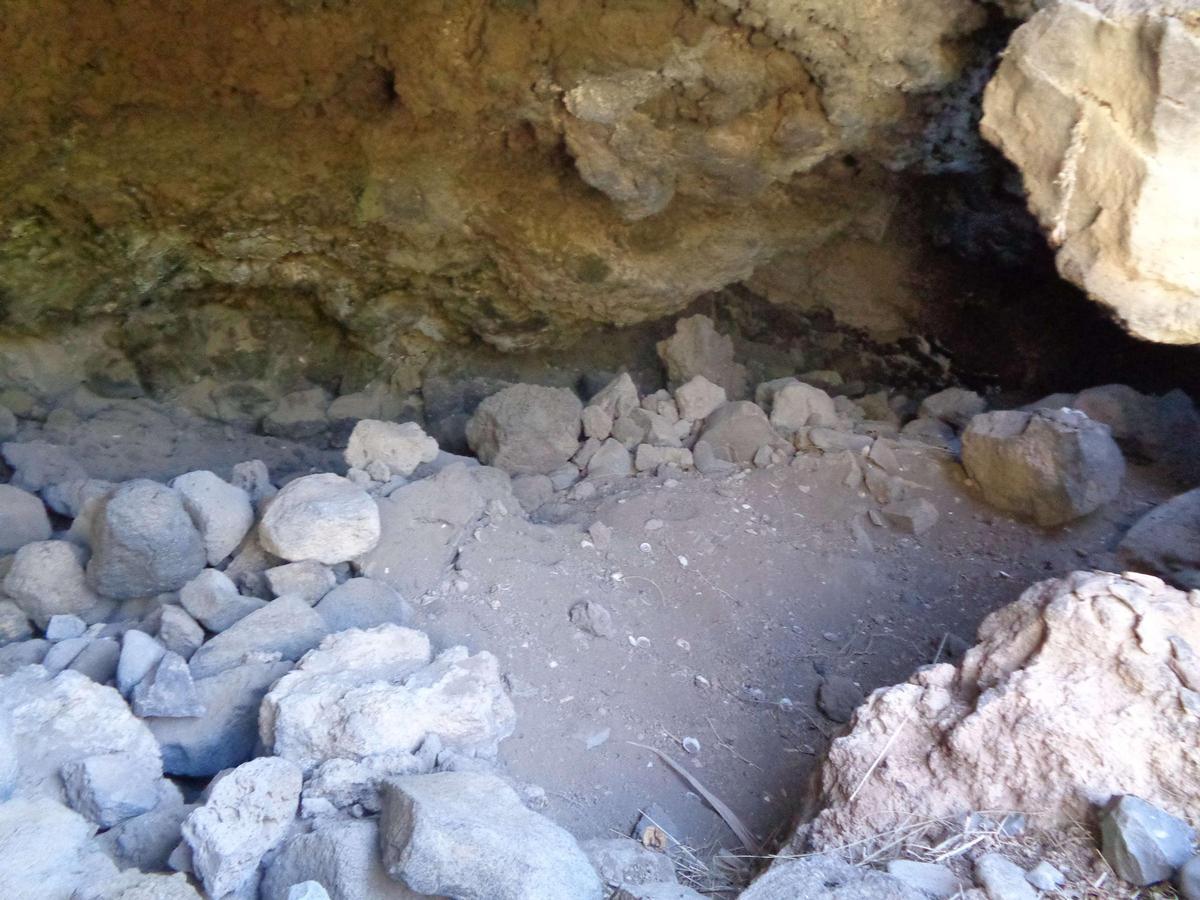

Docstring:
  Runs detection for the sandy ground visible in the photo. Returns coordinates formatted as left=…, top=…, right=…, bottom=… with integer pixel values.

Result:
left=12, top=397, right=1185, bottom=892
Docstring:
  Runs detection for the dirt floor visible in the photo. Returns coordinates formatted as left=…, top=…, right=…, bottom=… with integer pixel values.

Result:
left=19, top=396, right=1186, bottom=893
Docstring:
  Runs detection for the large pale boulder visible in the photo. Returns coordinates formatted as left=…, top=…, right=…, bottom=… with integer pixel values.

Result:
left=0, top=798, right=120, bottom=900
left=344, top=419, right=439, bottom=477
left=466, top=384, right=582, bottom=475
left=806, top=572, right=1200, bottom=847
left=982, top=1, right=1200, bottom=343
left=961, top=408, right=1124, bottom=526
left=258, top=473, right=381, bottom=565
left=259, top=625, right=515, bottom=775
left=3, top=540, right=104, bottom=628
left=171, top=470, right=255, bottom=565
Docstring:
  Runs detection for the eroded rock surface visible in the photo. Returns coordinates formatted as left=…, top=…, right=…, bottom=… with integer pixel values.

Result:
left=982, top=0, right=1200, bottom=343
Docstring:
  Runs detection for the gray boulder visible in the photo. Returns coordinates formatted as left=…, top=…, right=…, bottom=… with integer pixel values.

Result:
left=258, top=474, right=381, bottom=565
left=0, top=638, right=48, bottom=675
left=1118, top=488, right=1200, bottom=590
left=132, top=652, right=205, bottom=718
left=769, top=382, right=838, bottom=434
left=188, top=595, right=327, bottom=679
left=261, top=817, right=418, bottom=900
left=180, top=568, right=266, bottom=633
left=46, top=614, right=86, bottom=641
left=156, top=605, right=206, bottom=660
left=588, top=373, right=640, bottom=421
left=918, top=387, right=986, bottom=429
left=147, top=660, right=291, bottom=777
left=265, top=560, right=336, bottom=605
left=3, top=540, right=104, bottom=628
left=68, top=638, right=121, bottom=684
left=73, top=870, right=202, bottom=900
left=87, top=480, right=207, bottom=599
left=698, top=402, right=789, bottom=465
left=183, top=757, right=302, bottom=900
left=0, top=484, right=50, bottom=554
left=961, top=409, right=1125, bottom=526
left=99, top=785, right=194, bottom=871
left=378, top=771, right=604, bottom=900
left=0, top=600, right=32, bottom=645
left=1, top=440, right=86, bottom=492
left=313, top=577, right=411, bottom=632
left=587, top=438, right=635, bottom=478
left=466, top=384, right=582, bottom=475
left=1101, top=795, right=1196, bottom=886
left=740, top=856, right=924, bottom=899
left=171, top=470, right=255, bottom=566
left=116, top=630, right=166, bottom=697
left=0, top=798, right=119, bottom=899
left=973, top=853, right=1037, bottom=900
left=673, top=375, right=726, bottom=422
left=62, top=751, right=162, bottom=828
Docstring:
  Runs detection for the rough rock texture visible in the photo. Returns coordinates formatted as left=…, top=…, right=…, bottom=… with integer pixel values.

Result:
left=0, top=798, right=120, bottom=900
left=981, top=0, right=1200, bottom=343
left=466, top=384, right=583, bottom=475
left=378, top=772, right=605, bottom=900
left=0, top=485, right=51, bottom=554
left=0, top=0, right=998, bottom=413
left=258, top=473, right=381, bottom=565
left=260, top=625, right=515, bottom=775
left=3, top=540, right=103, bottom=628
left=1119, top=488, right=1200, bottom=589
left=740, top=856, right=924, bottom=899
left=171, top=470, right=256, bottom=566
left=807, top=571, right=1200, bottom=847
left=961, top=408, right=1125, bottom=526
left=188, top=595, right=327, bottom=679
left=344, top=420, right=439, bottom=478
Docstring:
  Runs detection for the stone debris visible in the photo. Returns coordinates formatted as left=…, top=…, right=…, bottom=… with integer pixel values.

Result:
left=880, top=498, right=939, bottom=536
left=0, top=483, right=51, bottom=553
left=87, top=479, right=207, bottom=599
left=171, top=470, right=255, bottom=566
left=258, top=473, right=381, bottom=564
left=1101, top=794, right=1196, bottom=886
left=962, top=409, right=1124, bottom=526
left=466, top=383, right=583, bottom=475
left=570, top=600, right=615, bottom=638
left=673, top=375, right=727, bottom=422
left=378, top=771, right=605, bottom=900
left=816, top=675, right=864, bottom=723
left=344, top=419, right=439, bottom=477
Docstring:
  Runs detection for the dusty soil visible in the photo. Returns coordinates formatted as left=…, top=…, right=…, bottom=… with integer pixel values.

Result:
left=17, top=398, right=1185, bottom=892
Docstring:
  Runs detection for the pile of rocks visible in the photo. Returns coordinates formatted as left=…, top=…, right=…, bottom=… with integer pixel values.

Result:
left=0, top=418, right=722, bottom=899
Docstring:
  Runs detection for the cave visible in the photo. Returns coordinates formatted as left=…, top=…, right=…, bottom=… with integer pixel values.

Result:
left=2, top=2, right=1199, bottom=898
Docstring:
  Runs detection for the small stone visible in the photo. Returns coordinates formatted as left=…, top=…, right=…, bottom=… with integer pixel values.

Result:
left=258, top=474, right=381, bottom=565
left=313, top=577, right=411, bottom=633
left=570, top=600, right=614, bottom=638
left=231, top=460, right=277, bottom=510
left=43, top=636, right=91, bottom=673
left=344, top=420, right=439, bottom=477
left=589, top=438, right=635, bottom=478
left=171, top=470, right=255, bottom=565
left=1101, top=795, right=1196, bottom=886
left=886, top=860, right=964, bottom=898
left=583, top=837, right=677, bottom=888
left=880, top=498, right=939, bottom=535
left=919, top=388, right=986, bottom=429
left=0, top=601, right=32, bottom=646
left=4, top=540, right=103, bottom=628
left=68, top=638, right=121, bottom=684
left=62, top=751, right=162, bottom=828
left=511, top=474, right=555, bottom=512
left=287, top=882, right=332, bottom=900
left=634, top=444, right=693, bottom=472
left=1024, top=861, right=1064, bottom=892
left=0, top=484, right=51, bottom=554
left=156, top=606, right=205, bottom=660
left=583, top=405, right=614, bottom=441
left=132, top=652, right=205, bottom=718
left=265, top=560, right=337, bottom=605
left=588, top=522, right=613, bottom=550
left=180, top=568, right=265, bottom=633
left=817, top=676, right=864, bottom=723
left=45, top=614, right=87, bottom=642
left=549, top=464, right=582, bottom=491
left=116, top=630, right=166, bottom=697
left=188, top=596, right=327, bottom=680
left=974, top=853, right=1038, bottom=900
left=87, top=480, right=207, bottom=600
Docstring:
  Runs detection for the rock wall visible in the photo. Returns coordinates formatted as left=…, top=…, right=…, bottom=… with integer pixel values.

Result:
left=0, top=0, right=993, bottom=403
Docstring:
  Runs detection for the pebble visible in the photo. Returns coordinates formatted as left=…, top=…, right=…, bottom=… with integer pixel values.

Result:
left=1025, top=861, right=1064, bottom=891
left=975, top=853, right=1038, bottom=900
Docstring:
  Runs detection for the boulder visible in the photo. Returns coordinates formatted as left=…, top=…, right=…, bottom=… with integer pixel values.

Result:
left=736, top=855, right=924, bottom=900
left=0, top=639, right=49, bottom=675
left=466, top=384, right=583, bottom=475
left=981, top=0, right=1200, bottom=344
left=171, top=470, right=255, bottom=565
left=806, top=572, right=1200, bottom=848
left=87, top=480, right=207, bottom=600
left=100, top=786, right=194, bottom=871
left=582, top=404, right=614, bottom=440
left=344, top=419, right=439, bottom=477
left=147, top=660, right=292, bottom=777
left=656, top=316, right=747, bottom=399
left=46, top=614, right=86, bottom=641
left=182, top=757, right=302, bottom=899
left=974, top=854, right=1038, bottom=900
left=73, top=871, right=202, bottom=900
left=265, top=560, right=337, bottom=605
left=884, top=860, right=965, bottom=898
left=132, top=651, right=206, bottom=718
left=231, top=459, right=277, bottom=511
left=3, top=540, right=104, bottom=628
left=1101, top=795, right=1196, bottom=886
left=1, top=440, right=86, bottom=493
left=588, top=438, right=635, bottom=478
left=0, top=667, right=161, bottom=803
left=356, top=463, right=515, bottom=598
left=188, top=595, right=327, bottom=679
left=378, top=772, right=604, bottom=900
left=261, top=817, right=420, bottom=900
left=587, top=373, right=640, bottom=421
left=180, top=568, right=266, bottom=633
left=1119, top=488, right=1200, bottom=589
left=156, top=605, right=206, bottom=660
left=313, top=577, right=411, bottom=632
left=0, top=601, right=32, bottom=645
left=697, top=402, right=789, bottom=465
left=0, top=484, right=50, bottom=553
left=961, top=408, right=1124, bottom=526
left=259, top=474, right=381, bottom=565
left=769, top=382, right=838, bottom=433
left=0, top=798, right=119, bottom=900
left=61, top=751, right=162, bottom=828
left=673, top=375, right=727, bottom=422
left=918, top=388, right=986, bottom=429
left=260, top=625, right=515, bottom=775
left=67, top=637, right=119, bottom=684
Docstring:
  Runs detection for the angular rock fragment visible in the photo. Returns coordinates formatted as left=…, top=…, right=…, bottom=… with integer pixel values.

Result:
left=116, top=630, right=166, bottom=697
left=0, top=798, right=119, bottom=899
left=657, top=315, right=747, bottom=399
left=180, top=568, right=266, bottom=633
left=87, top=480, right=207, bottom=599
left=132, top=652, right=205, bottom=718
left=62, top=751, right=162, bottom=828
left=466, top=384, right=583, bottom=475
left=344, top=419, right=439, bottom=477
left=673, top=375, right=726, bottom=422
left=171, top=470, right=255, bottom=565
left=918, top=388, right=985, bottom=429
left=588, top=438, right=635, bottom=478
left=258, top=473, right=381, bottom=565
left=260, top=817, right=416, bottom=900
left=3, top=540, right=104, bottom=628
left=378, top=771, right=604, bottom=900
left=698, top=402, right=789, bottom=465
left=313, top=576, right=411, bottom=632
left=265, top=560, right=337, bottom=605
left=770, top=382, right=838, bottom=433
left=1118, top=488, right=1200, bottom=590
left=1101, top=795, right=1196, bottom=887
left=0, top=484, right=50, bottom=554
left=188, top=595, right=327, bottom=679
